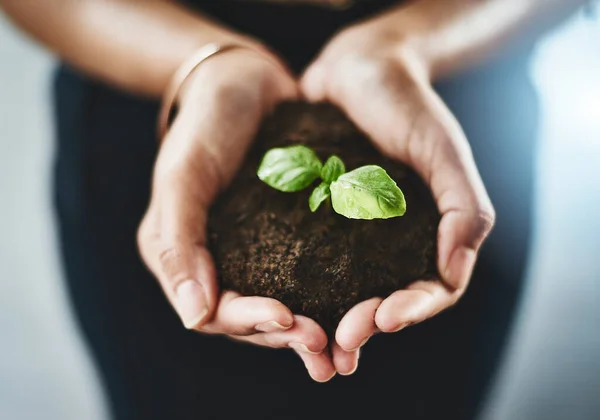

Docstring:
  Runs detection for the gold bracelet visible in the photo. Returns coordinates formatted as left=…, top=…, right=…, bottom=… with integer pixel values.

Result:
left=157, top=42, right=279, bottom=142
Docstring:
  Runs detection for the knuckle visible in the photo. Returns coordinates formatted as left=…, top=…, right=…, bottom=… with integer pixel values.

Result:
left=157, top=244, right=193, bottom=285
left=375, top=312, right=398, bottom=333
left=267, top=299, right=291, bottom=317
left=271, top=309, right=294, bottom=328
left=475, top=205, right=496, bottom=239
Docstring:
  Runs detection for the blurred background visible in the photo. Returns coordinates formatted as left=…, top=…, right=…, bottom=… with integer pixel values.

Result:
left=1, top=7, right=599, bottom=420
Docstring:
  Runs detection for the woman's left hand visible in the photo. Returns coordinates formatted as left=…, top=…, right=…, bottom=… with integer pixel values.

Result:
left=301, top=20, right=496, bottom=375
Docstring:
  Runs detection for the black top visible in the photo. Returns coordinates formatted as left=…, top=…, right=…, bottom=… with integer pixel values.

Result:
left=175, top=0, right=534, bottom=89
left=182, top=0, right=528, bottom=72
left=52, top=1, right=538, bottom=419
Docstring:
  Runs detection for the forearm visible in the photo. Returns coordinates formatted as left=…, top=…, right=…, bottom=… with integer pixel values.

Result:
left=0, top=0, right=259, bottom=97
left=373, top=0, right=588, bottom=78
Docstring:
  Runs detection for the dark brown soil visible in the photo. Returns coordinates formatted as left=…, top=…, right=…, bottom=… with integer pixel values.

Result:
left=208, top=102, right=439, bottom=336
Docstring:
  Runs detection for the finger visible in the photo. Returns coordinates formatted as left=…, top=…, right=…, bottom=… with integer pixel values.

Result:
left=294, top=347, right=337, bottom=383
left=335, top=297, right=381, bottom=351
left=138, top=207, right=215, bottom=330
left=139, top=149, right=221, bottom=329
left=437, top=207, right=492, bottom=291
left=230, top=315, right=335, bottom=381
left=331, top=341, right=359, bottom=376
left=151, top=178, right=218, bottom=329
left=201, top=291, right=294, bottom=336
left=236, top=315, right=328, bottom=353
left=299, top=61, right=327, bottom=102
left=411, top=105, right=494, bottom=291
left=375, top=280, right=460, bottom=333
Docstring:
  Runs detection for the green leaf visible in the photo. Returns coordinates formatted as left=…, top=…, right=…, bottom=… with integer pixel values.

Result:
left=309, top=183, right=331, bottom=212
left=330, top=165, right=406, bottom=220
left=321, top=155, right=346, bottom=183
left=257, top=145, right=323, bottom=192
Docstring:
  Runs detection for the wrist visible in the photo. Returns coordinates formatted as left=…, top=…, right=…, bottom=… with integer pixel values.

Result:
left=346, top=18, right=432, bottom=83
left=177, top=42, right=286, bottom=106
left=359, top=8, right=438, bottom=80
left=158, top=40, right=290, bottom=140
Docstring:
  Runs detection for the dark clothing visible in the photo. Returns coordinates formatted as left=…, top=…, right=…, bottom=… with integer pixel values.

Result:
left=53, top=1, right=538, bottom=419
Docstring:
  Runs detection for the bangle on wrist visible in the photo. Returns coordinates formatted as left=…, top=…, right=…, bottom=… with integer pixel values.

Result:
left=157, top=42, right=283, bottom=143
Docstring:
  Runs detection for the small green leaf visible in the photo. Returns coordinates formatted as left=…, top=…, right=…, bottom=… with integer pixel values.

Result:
left=257, top=145, right=323, bottom=192
left=309, top=183, right=331, bottom=212
left=330, top=165, right=406, bottom=220
left=321, top=155, right=346, bottom=183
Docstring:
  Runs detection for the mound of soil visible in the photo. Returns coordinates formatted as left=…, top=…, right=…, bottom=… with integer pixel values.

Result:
left=208, top=102, right=439, bottom=336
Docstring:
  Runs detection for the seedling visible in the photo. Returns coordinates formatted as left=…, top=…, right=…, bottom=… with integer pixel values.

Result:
left=257, top=145, right=406, bottom=220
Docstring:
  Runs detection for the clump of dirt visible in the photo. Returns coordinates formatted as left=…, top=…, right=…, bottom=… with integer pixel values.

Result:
left=208, top=102, right=439, bottom=336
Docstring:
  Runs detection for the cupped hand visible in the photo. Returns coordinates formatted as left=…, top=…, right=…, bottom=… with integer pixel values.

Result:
left=301, top=22, right=495, bottom=374
left=138, top=48, right=336, bottom=382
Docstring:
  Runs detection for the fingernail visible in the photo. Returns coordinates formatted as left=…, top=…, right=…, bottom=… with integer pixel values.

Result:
left=255, top=321, right=291, bottom=333
left=289, top=342, right=322, bottom=355
left=175, top=280, right=209, bottom=329
left=445, top=247, right=477, bottom=289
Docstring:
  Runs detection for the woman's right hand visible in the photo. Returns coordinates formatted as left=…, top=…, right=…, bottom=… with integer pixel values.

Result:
left=137, top=48, right=338, bottom=382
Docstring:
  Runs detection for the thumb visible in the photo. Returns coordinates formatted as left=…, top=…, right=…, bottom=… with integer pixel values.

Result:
left=157, top=242, right=217, bottom=330
left=155, top=157, right=221, bottom=329
left=138, top=147, right=221, bottom=329
left=300, top=61, right=328, bottom=102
